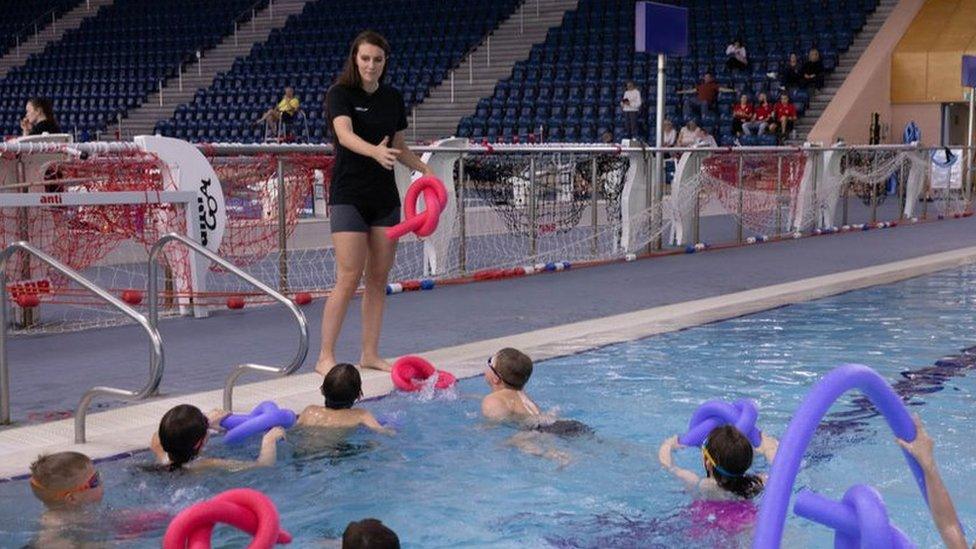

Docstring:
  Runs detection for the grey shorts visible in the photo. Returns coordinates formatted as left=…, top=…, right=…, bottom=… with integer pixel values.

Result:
left=329, top=204, right=401, bottom=233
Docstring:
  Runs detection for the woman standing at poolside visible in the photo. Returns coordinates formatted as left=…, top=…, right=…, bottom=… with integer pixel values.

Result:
left=316, top=30, right=433, bottom=374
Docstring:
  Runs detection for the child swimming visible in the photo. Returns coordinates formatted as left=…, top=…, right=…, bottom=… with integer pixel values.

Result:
left=150, top=404, right=285, bottom=471
left=659, top=424, right=778, bottom=500
left=29, top=451, right=104, bottom=547
left=297, top=363, right=394, bottom=436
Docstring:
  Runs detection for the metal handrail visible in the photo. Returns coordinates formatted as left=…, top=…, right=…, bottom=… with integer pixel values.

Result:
left=0, top=242, right=164, bottom=443
left=11, top=6, right=60, bottom=53
left=146, top=233, right=308, bottom=411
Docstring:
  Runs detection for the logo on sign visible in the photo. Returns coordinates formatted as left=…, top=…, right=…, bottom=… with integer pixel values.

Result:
left=197, top=178, right=218, bottom=246
left=39, top=194, right=62, bottom=204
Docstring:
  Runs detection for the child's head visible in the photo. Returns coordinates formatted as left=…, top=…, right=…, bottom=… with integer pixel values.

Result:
left=342, top=518, right=400, bottom=549
left=29, top=451, right=103, bottom=508
left=321, top=363, right=362, bottom=409
left=702, top=425, right=763, bottom=499
left=158, top=404, right=209, bottom=469
left=486, top=348, right=533, bottom=390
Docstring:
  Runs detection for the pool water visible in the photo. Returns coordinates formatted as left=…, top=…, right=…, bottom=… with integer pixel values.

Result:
left=3, top=264, right=976, bottom=547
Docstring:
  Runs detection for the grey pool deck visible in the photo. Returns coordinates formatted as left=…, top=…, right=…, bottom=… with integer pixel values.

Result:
left=1, top=215, right=976, bottom=478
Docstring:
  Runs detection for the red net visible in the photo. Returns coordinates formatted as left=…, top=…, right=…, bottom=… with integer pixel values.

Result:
left=700, top=152, right=806, bottom=233
left=210, top=154, right=332, bottom=266
left=0, top=151, right=189, bottom=296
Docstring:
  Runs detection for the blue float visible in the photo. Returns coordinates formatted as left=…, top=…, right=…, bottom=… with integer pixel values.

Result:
left=752, top=364, right=938, bottom=548
left=679, top=399, right=762, bottom=447
left=220, top=401, right=296, bottom=445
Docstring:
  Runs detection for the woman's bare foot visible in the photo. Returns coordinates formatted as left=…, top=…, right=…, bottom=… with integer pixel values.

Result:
left=359, top=356, right=392, bottom=372
left=314, top=356, right=337, bottom=376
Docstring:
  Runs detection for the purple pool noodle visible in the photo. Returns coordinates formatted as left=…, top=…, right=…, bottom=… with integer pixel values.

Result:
left=679, top=399, right=762, bottom=447
left=220, top=401, right=296, bottom=444
left=794, top=486, right=915, bottom=548
left=753, top=364, right=930, bottom=548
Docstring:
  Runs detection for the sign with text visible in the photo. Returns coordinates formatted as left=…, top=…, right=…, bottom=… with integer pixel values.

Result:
left=635, top=1, right=688, bottom=56
left=963, top=55, right=976, bottom=88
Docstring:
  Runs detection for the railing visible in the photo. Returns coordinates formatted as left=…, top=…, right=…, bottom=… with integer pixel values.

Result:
left=11, top=5, right=61, bottom=55
left=146, top=233, right=308, bottom=411
left=0, top=241, right=164, bottom=443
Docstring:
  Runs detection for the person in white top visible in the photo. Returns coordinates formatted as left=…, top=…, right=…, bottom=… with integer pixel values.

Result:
left=725, top=39, right=748, bottom=72
left=677, top=119, right=706, bottom=148
left=660, top=119, right=677, bottom=147
left=620, top=81, right=642, bottom=139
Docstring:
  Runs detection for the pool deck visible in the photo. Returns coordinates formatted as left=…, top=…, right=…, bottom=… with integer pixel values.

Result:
left=2, top=216, right=976, bottom=478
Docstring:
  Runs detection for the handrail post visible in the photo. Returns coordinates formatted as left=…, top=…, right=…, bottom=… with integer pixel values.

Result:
left=529, top=155, right=537, bottom=255
left=276, top=157, right=288, bottom=293
left=457, top=156, right=467, bottom=274
left=0, top=268, right=8, bottom=424
left=590, top=155, right=598, bottom=254
left=736, top=153, right=744, bottom=243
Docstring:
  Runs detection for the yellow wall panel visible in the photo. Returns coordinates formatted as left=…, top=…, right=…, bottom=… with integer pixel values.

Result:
left=892, top=0, right=976, bottom=103
left=892, top=52, right=928, bottom=102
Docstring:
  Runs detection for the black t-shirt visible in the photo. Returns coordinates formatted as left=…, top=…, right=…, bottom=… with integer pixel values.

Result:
left=29, top=119, right=60, bottom=135
left=325, top=83, right=408, bottom=217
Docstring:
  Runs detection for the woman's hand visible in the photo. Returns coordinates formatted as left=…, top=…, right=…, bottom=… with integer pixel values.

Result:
left=372, top=136, right=401, bottom=170
left=207, top=409, right=230, bottom=429
left=420, top=165, right=435, bottom=177
left=20, top=118, right=31, bottom=133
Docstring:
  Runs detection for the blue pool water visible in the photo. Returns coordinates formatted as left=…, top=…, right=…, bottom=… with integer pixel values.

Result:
left=2, top=264, right=976, bottom=547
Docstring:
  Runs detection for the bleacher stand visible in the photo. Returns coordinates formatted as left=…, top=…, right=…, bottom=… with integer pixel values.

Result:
left=456, top=0, right=878, bottom=144
left=0, top=0, right=82, bottom=59
left=154, top=0, right=520, bottom=143
left=0, top=0, right=260, bottom=140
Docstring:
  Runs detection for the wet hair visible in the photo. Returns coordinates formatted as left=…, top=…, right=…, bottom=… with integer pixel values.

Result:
left=336, top=30, right=391, bottom=89
left=321, top=363, right=362, bottom=409
left=30, top=451, right=91, bottom=492
left=158, top=404, right=208, bottom=470
left=27, top=97, right=59, bottom=130
left=703, top=425, right=763, bottom=499
left=342, top=518, right=400, bottom=549
left=493, top=348, right=533, bottom=389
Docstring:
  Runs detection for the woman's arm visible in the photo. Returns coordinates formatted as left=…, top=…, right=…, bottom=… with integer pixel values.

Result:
left=392, top=131, right=433, bottom=175
left=333, top=116, right=400, bottom=170
left=658, top=435, right=701, bottom=489
left=757, top=433, right=778, bottom=463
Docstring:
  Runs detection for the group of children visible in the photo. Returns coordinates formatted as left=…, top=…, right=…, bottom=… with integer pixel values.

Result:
left=26, top=346, right=973, bottom=547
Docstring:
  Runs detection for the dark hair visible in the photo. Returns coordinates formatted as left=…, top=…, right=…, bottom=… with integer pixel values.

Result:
left=158, top=404, right=208, bottom=470
left=704, top=425, right=763, bottom=499
left=27, top=97, right=59, bottom=131
left=493, top=348, right=533, bottom=389
left=342, top=518, right=400, bottom=549
left=336, top=30, right=391, bottom=89
left=321, top=363, right=362, bottom=409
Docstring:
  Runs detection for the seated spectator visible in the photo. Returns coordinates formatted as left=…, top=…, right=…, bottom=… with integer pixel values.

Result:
left=773, top=93, right=798, bottom=138
left=802, top=49, right=825, bottom=89
left=620, top=81, right=642, bottom=139
left=732, top=94, right=754, bottom=136
left=744, top=93, right=774, bottom=135
left=678, top=73, right=735, bottom=120
left=661, top=119, right=677, bottom=147
left=725, top=39, right=748, bottom=72
left=781, top=53, right=803, bottom=90
left=21, top=97, right=60, bottom=136
left=677, top=119, right=707, bottom=147
left=600, top=131, right=615, bottom=144
left=256, top=86, right=301, bottom=132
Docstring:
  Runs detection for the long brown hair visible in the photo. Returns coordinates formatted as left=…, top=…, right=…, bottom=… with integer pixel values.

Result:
left=704, top=425, right=764, bottom=499
left=27, top=97, right=59, bottom=131
left=335, top=30, right=391, bottom=89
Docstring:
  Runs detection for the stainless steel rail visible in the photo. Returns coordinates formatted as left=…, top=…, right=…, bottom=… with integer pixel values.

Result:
left=146, top=233, right=308, bottom=411
left=0, top=242, right=164, bottom=443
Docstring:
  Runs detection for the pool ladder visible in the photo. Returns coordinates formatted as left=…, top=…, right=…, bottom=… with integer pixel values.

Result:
left=147, top=233, right=309, bottom=412
left=0, top=241, right=164, bottom=443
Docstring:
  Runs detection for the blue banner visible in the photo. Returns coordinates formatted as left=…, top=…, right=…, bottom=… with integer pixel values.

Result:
left=635, top=1, right=689, bottom=56
left=963, top=55, right=976, bottom=87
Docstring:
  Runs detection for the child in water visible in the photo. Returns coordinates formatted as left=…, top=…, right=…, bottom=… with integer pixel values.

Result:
left=658, top=424, right=778, bottom=499
left=297, top=363, right=394, bottom=436
left=150, top=404, right=285, bottom=471
left=28, top=451, right=104, bottom=547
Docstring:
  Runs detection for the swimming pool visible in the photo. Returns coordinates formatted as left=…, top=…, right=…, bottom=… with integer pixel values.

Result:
left=2, top=264, right=975, bottom=547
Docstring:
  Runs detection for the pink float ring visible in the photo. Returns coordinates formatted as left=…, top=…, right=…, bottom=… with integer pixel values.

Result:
left=385, top=176, right=448, bottom=240
left=163, top=488, right=292, bottom=549
left=391, top=355, right=456, bottom=392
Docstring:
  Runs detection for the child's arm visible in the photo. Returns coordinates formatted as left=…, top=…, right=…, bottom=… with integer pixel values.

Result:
left=658, top=435, right=701, bottom=489
left=757, top=433, right=779, bottom=463
left=255, top=427, right=287, bottom=467
left=896, top=415, right=969, bottom=549
left=359, top=410, right=396, bottom=436
left=507, top=431, right=571, bottom=467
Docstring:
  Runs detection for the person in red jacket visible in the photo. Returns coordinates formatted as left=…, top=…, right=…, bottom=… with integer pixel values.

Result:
left=745, top=92, right=774, bottom=135
left=773, top=93, right=797, bottom=138
left=731, top=94, right=754, bottom=136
